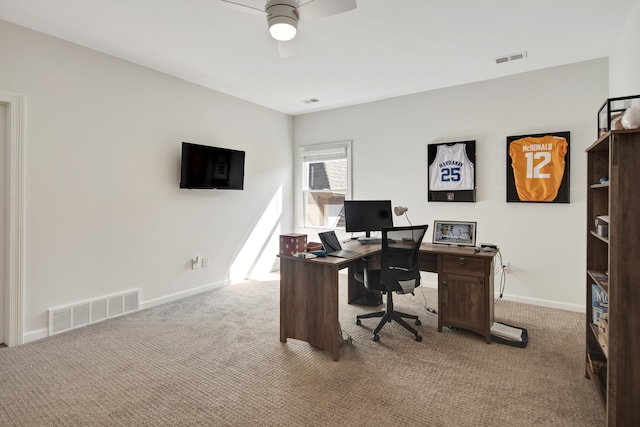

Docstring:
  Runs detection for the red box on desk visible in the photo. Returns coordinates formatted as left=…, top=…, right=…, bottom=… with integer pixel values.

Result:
left=279, top=234, right=307, bottom=256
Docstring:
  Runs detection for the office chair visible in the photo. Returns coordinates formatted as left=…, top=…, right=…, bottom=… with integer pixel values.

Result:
left=355, top=225, right=428, bottom=342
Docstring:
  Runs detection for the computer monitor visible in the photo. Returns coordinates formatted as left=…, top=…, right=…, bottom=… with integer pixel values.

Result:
left=344, top=200, right=393, bottom=237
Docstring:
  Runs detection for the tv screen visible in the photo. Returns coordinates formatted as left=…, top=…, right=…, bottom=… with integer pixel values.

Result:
left=180, top=142, right=245, bottom=190
left=344, top=200, right=393, bottom=237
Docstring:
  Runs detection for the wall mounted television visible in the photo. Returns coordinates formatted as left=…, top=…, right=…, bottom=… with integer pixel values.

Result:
left=432, top=220, right=477, bottom=247
left=179, top=142, right=245, bottom=190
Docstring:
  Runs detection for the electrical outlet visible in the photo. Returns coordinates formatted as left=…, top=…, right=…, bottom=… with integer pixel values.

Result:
left=192, top=256, right=200, bottom=269
left=202, top=257, right=208, bottom=268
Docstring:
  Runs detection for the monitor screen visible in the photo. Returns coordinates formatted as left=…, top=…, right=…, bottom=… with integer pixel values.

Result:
left=180, top=142, right=245, bottom=190
left=344, top=200, right=393, bottom=237
left=432, top=220, right=477, bottom=247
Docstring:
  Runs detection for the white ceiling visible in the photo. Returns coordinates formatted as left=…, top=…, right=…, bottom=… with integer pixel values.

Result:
left=0, top=0, right=636, bottom=115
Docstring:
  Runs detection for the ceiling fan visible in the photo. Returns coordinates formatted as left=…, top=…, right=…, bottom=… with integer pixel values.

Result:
left=219, top=0, right=357, bottom=57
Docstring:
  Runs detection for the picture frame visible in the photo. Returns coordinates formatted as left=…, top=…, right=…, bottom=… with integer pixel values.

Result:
left=506, top=131, right=570, bottom=203
left=432, top=220, right=477, bottom=247
left=427, top=141, right=476, bottom=202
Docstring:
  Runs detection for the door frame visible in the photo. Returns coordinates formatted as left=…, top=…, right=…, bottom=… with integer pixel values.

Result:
left=0, top=90, right=25, bottom=347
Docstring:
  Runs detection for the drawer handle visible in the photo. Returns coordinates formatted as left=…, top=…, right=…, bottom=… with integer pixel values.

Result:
left=459, top=257, right=465, bottom=265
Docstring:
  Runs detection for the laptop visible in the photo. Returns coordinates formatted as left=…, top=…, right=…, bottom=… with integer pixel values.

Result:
left=318, top=231, right=361, bottom=259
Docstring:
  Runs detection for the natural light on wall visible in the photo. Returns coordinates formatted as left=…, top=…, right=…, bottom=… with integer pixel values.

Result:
left=230, top=185, right=283, bottom=282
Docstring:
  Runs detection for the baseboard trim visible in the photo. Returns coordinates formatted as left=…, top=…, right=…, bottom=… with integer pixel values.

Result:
left=421, top=279, right=584, bottom=312
left=21, top=280, right=231, bottom=345
left=21, top=279, right=583, bottom=344
left=499, top=293, right=584, bottom=312
left=23, top=328, right=48, bottom=344
left=140, top=279, right=230, bottom=311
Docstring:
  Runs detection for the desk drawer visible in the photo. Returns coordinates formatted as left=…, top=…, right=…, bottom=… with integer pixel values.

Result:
left=441, top=255, right=486, bottom=276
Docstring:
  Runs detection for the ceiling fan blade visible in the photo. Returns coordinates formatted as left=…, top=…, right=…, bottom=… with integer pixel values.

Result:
left=218, top=0, right=265, bottom=15
left=278, top=39, right=297, bottom=58
left=297, top=0, right=356, bottom=20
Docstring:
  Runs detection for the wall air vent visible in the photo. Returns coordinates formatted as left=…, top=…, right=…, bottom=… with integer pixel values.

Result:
left=494, top=51, right=528, bottom=65
left=48, top=289, right=141, bottom=336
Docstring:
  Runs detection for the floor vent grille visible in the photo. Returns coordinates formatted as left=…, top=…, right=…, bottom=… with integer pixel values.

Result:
left=49, top=289, right=140, bottom=336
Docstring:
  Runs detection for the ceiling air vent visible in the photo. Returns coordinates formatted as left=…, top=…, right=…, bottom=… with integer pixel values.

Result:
left=494, top=51, right=528, bottom=65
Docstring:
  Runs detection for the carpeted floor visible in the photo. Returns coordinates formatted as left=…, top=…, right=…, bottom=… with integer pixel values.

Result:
left=0, top=276, right=604, bottom=426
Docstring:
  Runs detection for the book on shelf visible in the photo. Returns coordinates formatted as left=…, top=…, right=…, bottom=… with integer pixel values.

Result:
left=592, top=283, right=609, bottom=326
left=595, top=216, right=609, bottom=237
left=591, top=271, right=608, bottom=283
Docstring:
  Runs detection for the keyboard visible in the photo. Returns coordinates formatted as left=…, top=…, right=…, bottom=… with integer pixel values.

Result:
left=328, top=249, right=361, bottom=259
left=357, top=237, right=382, bottom=245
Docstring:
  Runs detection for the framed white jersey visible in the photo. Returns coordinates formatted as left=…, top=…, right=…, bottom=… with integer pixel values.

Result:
left=427, top=141, right=476, bottom=202
left=506, top=131, right=570, bottom=203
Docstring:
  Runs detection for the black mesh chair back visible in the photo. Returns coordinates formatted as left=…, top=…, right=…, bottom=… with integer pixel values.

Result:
left=356, top=224, right=428, bottom=342
left=379, top=226, right=427, bottom=294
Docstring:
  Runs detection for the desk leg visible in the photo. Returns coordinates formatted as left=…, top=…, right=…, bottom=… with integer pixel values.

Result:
left=280, top=258, right=341, bottom=361
left=437, top=285, right=443, bottom=333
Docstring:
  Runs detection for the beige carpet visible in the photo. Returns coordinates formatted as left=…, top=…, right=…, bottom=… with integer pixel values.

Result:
left=0, top=277, right=603, bottom=426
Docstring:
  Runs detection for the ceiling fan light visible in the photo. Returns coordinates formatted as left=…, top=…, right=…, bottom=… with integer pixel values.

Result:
left=266, top=1, right=298, bottom=41
left=269, top=19, right=297, bottom=41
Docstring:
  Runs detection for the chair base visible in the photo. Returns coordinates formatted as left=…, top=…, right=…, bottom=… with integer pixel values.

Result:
left=356, top=292, right=422, bottom=342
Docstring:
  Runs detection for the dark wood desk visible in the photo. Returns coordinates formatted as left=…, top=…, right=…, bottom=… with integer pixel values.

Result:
left=279, top=241, right=496, bottom=361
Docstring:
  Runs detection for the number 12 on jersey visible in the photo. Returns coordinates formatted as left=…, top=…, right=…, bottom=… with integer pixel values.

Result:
left=507, top=134, right=569, bottom=202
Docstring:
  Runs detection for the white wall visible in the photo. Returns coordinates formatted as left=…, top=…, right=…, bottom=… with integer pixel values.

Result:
left=0, top=20, right=293, bottom=341
left=609, top=0, right=640, bottom=96
left=294, top=59, right=609, bottom=312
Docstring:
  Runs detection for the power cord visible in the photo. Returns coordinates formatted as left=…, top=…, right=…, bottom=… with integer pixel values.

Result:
left=338, top=321, right=353, bottom=345
left=399, top=284, right=438, bottom=315
left=418, top=285, right=438, bottom=314
left=494, top=249, right=506, bottom=303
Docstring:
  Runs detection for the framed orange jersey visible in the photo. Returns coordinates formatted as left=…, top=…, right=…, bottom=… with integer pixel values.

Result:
left=506, top=131, right=570, bottom=203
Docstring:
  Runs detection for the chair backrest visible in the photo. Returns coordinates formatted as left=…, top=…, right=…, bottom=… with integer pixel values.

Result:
left=380, top=225, right=429, bottom=294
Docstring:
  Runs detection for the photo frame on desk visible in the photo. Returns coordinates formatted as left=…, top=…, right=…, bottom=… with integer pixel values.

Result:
left=432, top=220, right=477, bottom=247
left=427, top=141, right=476, bottom=202
left=506, top=131, right=570, bottom=203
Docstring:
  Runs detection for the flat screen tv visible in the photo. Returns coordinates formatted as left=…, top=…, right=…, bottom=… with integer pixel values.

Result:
left=432, top=220, right=477, bottom=247
left=180, top=142, right=245, bottom=190
left=343, top=200, right=393, bottom=237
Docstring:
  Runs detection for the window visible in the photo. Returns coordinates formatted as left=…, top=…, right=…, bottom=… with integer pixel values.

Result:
left=299, top=141, right=352, bottom=229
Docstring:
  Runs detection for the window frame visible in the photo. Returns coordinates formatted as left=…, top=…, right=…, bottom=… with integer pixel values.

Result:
left=297, top=140, right=352, bottom=231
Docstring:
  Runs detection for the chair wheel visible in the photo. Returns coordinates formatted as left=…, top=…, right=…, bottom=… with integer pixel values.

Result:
left=415, top=335, right=422, bottom=342
left=356, top=319, right=361, bottom=326
left=373, top=334, right=380, bottom=342
left=415, top=319, right=421, bottom=326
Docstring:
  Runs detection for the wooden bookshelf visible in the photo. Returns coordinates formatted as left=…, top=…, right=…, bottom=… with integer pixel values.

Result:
left=585, top=129, right=640, bottom=425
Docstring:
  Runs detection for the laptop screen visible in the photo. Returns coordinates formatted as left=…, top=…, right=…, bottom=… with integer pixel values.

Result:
left=318, top=231, right=342, bottom=253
